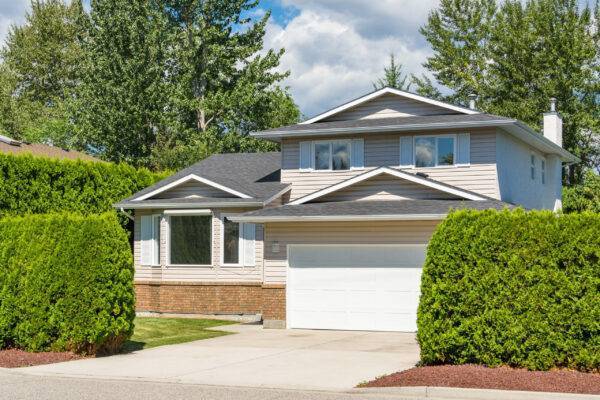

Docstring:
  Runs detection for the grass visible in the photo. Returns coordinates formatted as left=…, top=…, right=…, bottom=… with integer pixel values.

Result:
left=122, top=317, right=237, bottom=352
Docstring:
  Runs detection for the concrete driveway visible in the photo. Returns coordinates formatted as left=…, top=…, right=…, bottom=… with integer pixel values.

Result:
left=19, top=324, right=419, bottom=391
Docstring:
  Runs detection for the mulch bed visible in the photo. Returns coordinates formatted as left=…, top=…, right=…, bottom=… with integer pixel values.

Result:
left=0, top=349, right=86, bottom=368
left=360, top=364, right=600, bottom=395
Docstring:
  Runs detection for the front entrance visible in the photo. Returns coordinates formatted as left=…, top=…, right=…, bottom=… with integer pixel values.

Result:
left=287, top=244, right=427, bottom=332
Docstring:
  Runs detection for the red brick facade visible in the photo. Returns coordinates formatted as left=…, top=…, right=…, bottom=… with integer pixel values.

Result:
left=135, top=281, right=285, bottom=323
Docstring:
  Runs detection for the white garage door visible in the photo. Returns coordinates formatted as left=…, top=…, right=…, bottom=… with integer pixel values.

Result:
left=287, top=244, right=427, bottom=332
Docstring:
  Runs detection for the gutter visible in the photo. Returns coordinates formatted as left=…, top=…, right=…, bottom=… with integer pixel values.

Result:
left=229, top=213, right=448, bottom=223
left=113, top=201, right=264, bottom=210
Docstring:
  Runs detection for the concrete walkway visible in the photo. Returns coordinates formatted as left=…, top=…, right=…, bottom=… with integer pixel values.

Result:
left=19, top=324, right=419, bottom=391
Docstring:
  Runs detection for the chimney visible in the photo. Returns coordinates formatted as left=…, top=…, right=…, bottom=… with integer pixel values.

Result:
left=468, top=94, right=477, bottom=110
left=543, top=98, right=562, bottom=147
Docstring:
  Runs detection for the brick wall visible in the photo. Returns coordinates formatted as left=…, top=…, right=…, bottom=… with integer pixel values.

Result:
left=135, top=281, right=285, bottom=323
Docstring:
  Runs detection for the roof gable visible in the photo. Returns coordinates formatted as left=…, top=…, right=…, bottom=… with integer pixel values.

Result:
left=301, top=87, right=478, bottom=125
left=133, top=174, right=252, bottom=201
left=289, top=167, right=489, bottom=205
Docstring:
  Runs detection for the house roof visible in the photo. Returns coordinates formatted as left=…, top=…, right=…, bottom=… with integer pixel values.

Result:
left=230, top=200, right=514, bottom=223
left=0, top=135, right=100, bottom=162
left=114, top=197, right=264, bottom=209
left=118, top=152, right=290, bottom=208
left=301, top=87, right=478, bottom=124
left=289, top=166, right=494, bottom=205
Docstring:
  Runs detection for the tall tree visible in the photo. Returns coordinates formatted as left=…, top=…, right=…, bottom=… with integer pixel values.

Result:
left=417, top=0, right=599, bottom=181
left=0, top=0, right=85, bottom=146
left=72, top=0, right=169, bottom=166
left=373, top=54, right=412, bottom=90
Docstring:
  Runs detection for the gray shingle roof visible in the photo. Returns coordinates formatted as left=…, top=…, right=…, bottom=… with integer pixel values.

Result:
left=233, top=200, right=514, bottom=221
left=119, top=152, right=289, bottom=205
left=254, top=113, right=513, bottom=136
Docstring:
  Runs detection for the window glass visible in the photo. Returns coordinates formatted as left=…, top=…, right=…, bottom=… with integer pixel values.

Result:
left=437, top=137, right=455, bottom=166
left=332, top=141, right=350, bottom=170
left=531, top=155, right=536, bottom=180
left=223, top=217, right=240, bottom=264
left=541, top=159, right=546, bottom=184
left=170, top=215, right=211, bottom=265
left=415, top=137, right=436, bottom=167
left=314, top=143, right=330, bottom=170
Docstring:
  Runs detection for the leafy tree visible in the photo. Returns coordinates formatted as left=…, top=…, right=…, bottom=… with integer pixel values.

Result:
left=563, top=170, right=600, bottom=212
left=373, top=54, right=412, bottom=91
left=417, top=0, right=599, bottom=182
left=0, top=0, right=86, bottom=146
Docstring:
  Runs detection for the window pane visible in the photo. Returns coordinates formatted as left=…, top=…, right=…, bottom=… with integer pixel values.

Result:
left=437, top=137, right=454, bottom=166
left=170, top=216, right=211, bottom=265
left=332, top=141, right=350, bottom=170
left=415, top=137, right=435, bottom=167
left=223, top=218, right=240, bottom=264
left=314, top=143, right=330, bottom=170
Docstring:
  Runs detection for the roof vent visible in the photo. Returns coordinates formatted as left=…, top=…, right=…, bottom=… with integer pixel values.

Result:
left=416, top=172, right=429, bottom=178
left=0, top=134, right=22, bottom=147
left=468, top=94, right=477, bottom=110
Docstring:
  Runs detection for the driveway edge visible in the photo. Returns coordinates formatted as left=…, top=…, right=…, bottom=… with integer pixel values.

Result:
left=354, top=386, right=600, bottom=400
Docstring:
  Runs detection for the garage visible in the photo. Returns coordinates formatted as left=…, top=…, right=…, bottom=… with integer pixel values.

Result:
left=287, top=244, right=427, bottom=332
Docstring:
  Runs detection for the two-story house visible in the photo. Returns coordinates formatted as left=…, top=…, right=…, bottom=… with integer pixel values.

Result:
left=116, top=87, right=578, bottom=332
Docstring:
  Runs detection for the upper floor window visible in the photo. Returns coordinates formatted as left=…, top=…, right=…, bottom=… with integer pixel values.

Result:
left=300, top=139, right=363, bottom=171
left=415, top=136, right=455, bottom=168
left=530, top=154, right=536, bottom=180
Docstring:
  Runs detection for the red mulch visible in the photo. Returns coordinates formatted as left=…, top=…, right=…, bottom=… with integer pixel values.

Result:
left=360, top=364, right=600, bottom=395
left=0, top=349, right=86, bottom=368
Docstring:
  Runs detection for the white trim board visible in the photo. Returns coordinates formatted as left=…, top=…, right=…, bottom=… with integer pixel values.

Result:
left=133, top=174, right=252, bottom=201
left=289, top=167, right=487, bottom=205
left=300, top=87, right=478, bottom=125
left=231, top=214, right=448, bottom=223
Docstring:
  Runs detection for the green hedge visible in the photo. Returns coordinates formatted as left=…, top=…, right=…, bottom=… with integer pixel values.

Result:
left=417, top=209, right=600, bottom=372
left=0, top=212, right=135, bottom=354
left=0, top=153, right=167, bottom=217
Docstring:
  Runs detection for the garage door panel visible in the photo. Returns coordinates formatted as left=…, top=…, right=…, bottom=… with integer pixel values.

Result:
left=288, top=244, right=426, bottom=332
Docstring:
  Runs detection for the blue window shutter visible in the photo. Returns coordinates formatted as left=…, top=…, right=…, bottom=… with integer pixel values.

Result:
left=457, top=133, right=470, bottom=165
left=351, top=139, right=364, bottom=169
left=300, top=141, right=312, bottom=170
left=399, top=136, right=414, bottom=167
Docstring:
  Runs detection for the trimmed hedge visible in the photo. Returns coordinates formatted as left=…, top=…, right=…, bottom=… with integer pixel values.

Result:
left=418, top=209, right=600, bottom=372
left=0, top=153, right=167, bottom=217
left=0, top=212, right=135, bottom=354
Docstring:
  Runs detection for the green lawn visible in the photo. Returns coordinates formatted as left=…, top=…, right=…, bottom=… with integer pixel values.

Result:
left=122, top=317, right=237, bottom=352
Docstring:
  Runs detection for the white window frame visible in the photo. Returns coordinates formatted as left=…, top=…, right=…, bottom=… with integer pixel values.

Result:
left=541, top=157, right=546, bottom=184
left=413, top=134, right=457, bottom=169
left=166, top=210, right=213, bottom=268
left=311, top=139, right=353, bottom=172
left=530, top=153, right=536, bottom=180
left=220, top=213, right=255, bottom=267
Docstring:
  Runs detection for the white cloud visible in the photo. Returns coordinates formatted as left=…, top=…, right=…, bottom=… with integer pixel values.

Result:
left=264, top=2, right=436, bottom=118
left=0, top=0, right=29, bottom=48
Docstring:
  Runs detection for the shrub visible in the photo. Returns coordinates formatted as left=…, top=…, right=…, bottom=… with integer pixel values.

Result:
left=0, top=212, right=135, bottom=354
left=417, top=209, right=600, bottom=372
left=0, top=153, right=168, bottom=217
left=563, top=170, right=600, bottom=213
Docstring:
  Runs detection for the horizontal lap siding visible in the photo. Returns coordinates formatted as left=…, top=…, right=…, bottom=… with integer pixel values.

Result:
left=263, top=220, right=440, bottom=284
left=281, top=129, right=499, bottom=200
left=134, top=208, right=264, bottom=283
left=321, top=93, right=461, bottom=122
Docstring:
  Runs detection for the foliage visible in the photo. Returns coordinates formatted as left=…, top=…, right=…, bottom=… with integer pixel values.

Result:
left=122, top=317, right=234, bottom=352
left=373, top=54, right=412, bottom=91
left=417, top=0, right=599, bottom=180
left=0, top=153, right=167, bottom=219
left=73, top=0, right=299, bottom=169
left=0, top=212, right=135, bottom=354
left=0, top=0, right=86, bottom=147
left=563, top=170, right=600, bottom=212
left=418, top=209, right=600, bottom=372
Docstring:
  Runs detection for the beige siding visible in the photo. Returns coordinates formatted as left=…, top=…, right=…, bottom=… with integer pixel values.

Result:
left=134, top=208, right=264, bottom=283
left=263, top=220, right=440, bottom=284
left=153, top=180, right=235, bottom=199
left=321, top=93, right=461, bottom=122
left=320, top=174, right=459, bottom=202
left=281, top=128, right=500, bottom=200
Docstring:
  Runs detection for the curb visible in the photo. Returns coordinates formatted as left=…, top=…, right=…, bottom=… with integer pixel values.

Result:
left=354, top=386, right=600, bottom=400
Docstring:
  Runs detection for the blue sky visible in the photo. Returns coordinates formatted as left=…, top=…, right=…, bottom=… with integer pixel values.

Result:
left=1, top=0, right=597, bottom=118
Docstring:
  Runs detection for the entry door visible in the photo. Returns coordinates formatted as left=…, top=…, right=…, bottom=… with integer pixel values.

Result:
left=287, top=244, right=427, bottom=332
